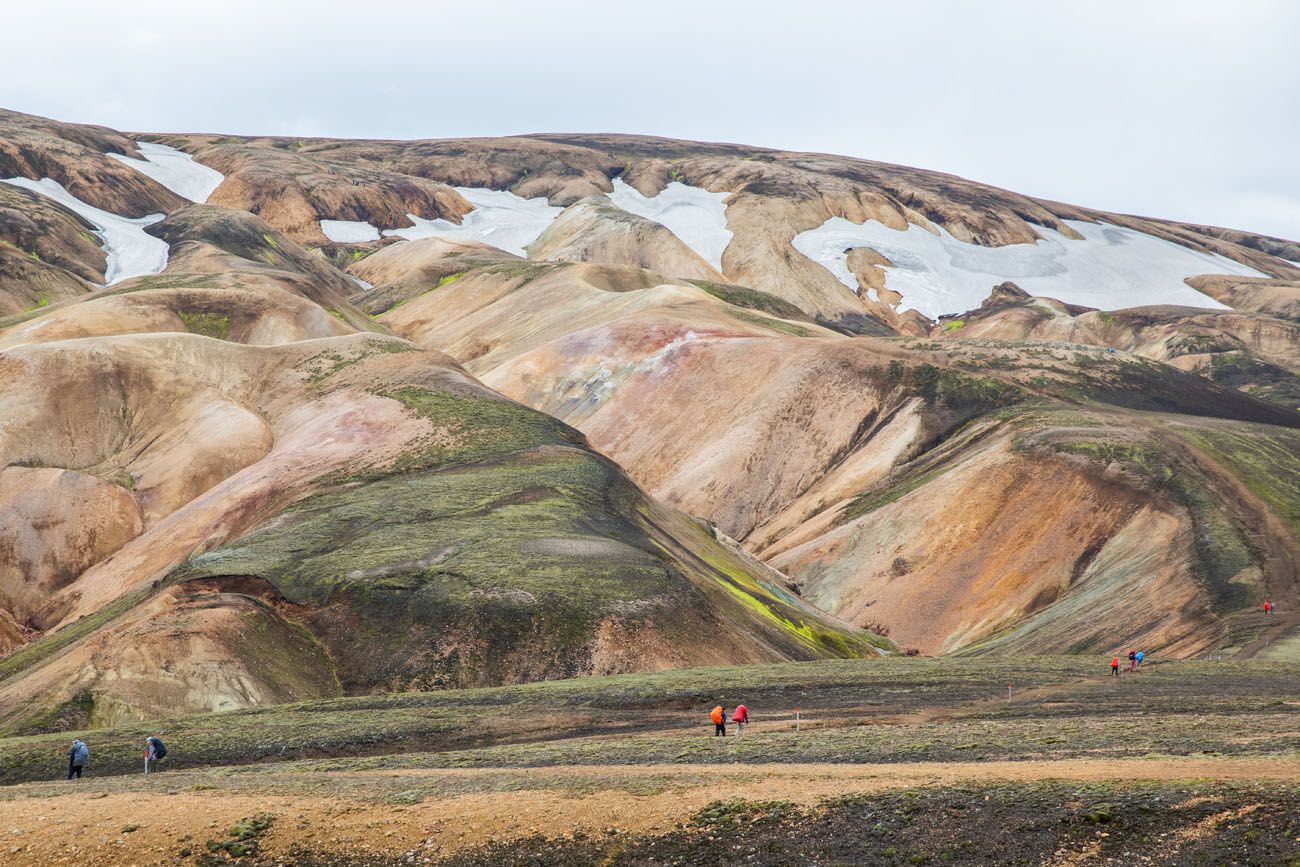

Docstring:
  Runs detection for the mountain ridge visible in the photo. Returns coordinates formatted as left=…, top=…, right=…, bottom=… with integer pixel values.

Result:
left=1, top=107, right=1297, bottom=731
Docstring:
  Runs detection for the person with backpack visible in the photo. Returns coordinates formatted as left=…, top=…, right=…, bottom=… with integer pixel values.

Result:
left=732, top=704, right=749, bottom=736
left=145, top=736, right=167, bottom=773
left=710, top=705, right=727, bottom=737
left=1110, top=655, right=1120, bottom=677
left=1128, top=650, right=1137, bottom=671
left=68, top=739, right=88, bottom=780
left=1135, top=650, right=1144, bottom=667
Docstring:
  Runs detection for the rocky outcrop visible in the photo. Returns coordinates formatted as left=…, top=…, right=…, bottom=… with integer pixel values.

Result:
left=158, top=137, right=471, bottom=246
left=0, top=183, right=103, bottom=313
left=528, top=196, right=725, bottom=281
left=932, top=287, right=1300, bottom=408
left=0, top=109, right=184, bottom=217
left=1187, top=274, right=1300, bottom=322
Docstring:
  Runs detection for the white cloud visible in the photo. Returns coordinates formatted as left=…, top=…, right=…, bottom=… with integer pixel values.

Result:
left=0, top=0, right=1296, bottom=240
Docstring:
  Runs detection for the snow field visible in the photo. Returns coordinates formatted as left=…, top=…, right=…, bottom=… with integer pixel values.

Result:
left=608, top=179, right=732, bottom=270
left=383, top=188, right=562, bottom=257
left=321, top=220, right=381, bottom=243
left=108, top=142, right=224, bottom=203
left=2, top=177, right=168, bottom=285
left=793, top=217, right=1266, bottom=318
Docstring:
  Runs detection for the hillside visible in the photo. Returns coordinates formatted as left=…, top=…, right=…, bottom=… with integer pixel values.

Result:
left=2, top=107, right=1299, bottom=732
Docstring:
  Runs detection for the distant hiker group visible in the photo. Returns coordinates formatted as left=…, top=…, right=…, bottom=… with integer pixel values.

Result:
left=64, top=735, right=168, bottom=780
left=1110, top=650, right=1145, bottom=675
left=709, top=703, right=748, bottom=737
left=1264, top=601, right=1276, bottom=615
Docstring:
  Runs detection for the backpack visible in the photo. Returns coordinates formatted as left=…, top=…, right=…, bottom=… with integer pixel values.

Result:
left=710, top=706, right=723, bottom=724
left=148, top=737, right=167, bottom=760
left=71, top=740, right=88, bottom=766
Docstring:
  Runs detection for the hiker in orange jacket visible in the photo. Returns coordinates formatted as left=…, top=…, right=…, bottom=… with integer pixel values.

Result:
left=1110, top=655, right=1120, bottom=677
left=710, top=705, right=727, bottom=737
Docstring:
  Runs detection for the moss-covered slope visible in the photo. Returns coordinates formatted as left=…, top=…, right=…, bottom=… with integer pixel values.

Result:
left=171, top=385, right=879, bottom=693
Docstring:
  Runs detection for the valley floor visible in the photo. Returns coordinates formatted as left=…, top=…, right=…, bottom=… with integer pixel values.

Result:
left=0, top=657, right=1297, bottom=865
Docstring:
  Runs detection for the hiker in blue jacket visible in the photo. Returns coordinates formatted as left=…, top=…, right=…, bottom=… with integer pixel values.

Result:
left=68, top=739, right=88, bottom=780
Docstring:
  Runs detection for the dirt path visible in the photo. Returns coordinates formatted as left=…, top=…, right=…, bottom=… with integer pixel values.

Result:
left=2, top=756, right=1296, bottom=866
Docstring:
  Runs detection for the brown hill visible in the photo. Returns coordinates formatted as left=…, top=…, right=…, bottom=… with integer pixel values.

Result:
left=2, top=108, right=1299, bottom=734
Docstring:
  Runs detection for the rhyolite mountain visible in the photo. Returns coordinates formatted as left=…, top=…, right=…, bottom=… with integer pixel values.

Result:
left=1, top=107, right=1297, bottom=731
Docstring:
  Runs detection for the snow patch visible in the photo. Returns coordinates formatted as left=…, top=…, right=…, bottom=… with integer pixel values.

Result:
left=384, top=187, right=561, bottom=257
left=608, top=179, right=732, bottom=270
left=321, top=219, right=381, bottom=243
left=2, top=177, right=167, bottom=285
left=349, top=275, right=374, bottom=290
left=108, top=142, right=224, bottom=203
left=793, top=218, right=1266, bottom=319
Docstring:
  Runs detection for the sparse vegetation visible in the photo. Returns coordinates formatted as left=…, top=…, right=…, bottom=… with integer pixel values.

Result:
left=179, top=311, right=231, bottom=340
left=196, top=814, right=274, bottom=864
left=685, top=279, right=810, bottom=321
left=728, top=309, right=813, bottom=337
left=432, top=782, right=1300, bottom=866
left=1178, top=424, right=1300, bottom=532
left=5, top=656, right=1298, bottom=783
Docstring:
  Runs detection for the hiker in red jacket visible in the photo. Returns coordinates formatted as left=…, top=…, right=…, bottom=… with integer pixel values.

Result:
left=1265, top=601, right=1273, bottom=615
left=1110, top=655, right=1120, bottom=677
left=732, top=704, right=749, bottom=736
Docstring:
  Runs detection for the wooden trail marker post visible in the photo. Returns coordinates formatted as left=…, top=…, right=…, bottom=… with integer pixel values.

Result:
left=795, top=708, right=801, bottom=733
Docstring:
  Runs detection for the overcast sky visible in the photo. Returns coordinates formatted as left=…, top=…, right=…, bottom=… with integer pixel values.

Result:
left=3, top=1, right=1296, bottom=239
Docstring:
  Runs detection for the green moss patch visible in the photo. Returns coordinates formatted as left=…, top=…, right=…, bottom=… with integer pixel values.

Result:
left=1177, top=424, right=1300, bottom=533
left=685, top=279, right=809, bottom=321
left=373, top=385, right=584, bottom=475
left=727, top=309, right=813, bottom=337
left=178, top=311, right=231, bottom=340
left=174, top=447, right=688, bottom=690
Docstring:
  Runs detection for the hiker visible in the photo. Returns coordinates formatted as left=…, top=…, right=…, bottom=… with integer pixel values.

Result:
left=1265, top=601, right=1273, bottom=615
left=1110, top=655, right=1120, bottom=676
left=145, top=735, right=167, bottom=772
left=68, top=739, right=88, bottom=780
left=1128, top=650, right=1137, bottom=671
left=732, top=704, right=749, bottom=736
left=1135, top=650, right=1144, bottom=667
left=710, top=705, right=727, bottom=737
